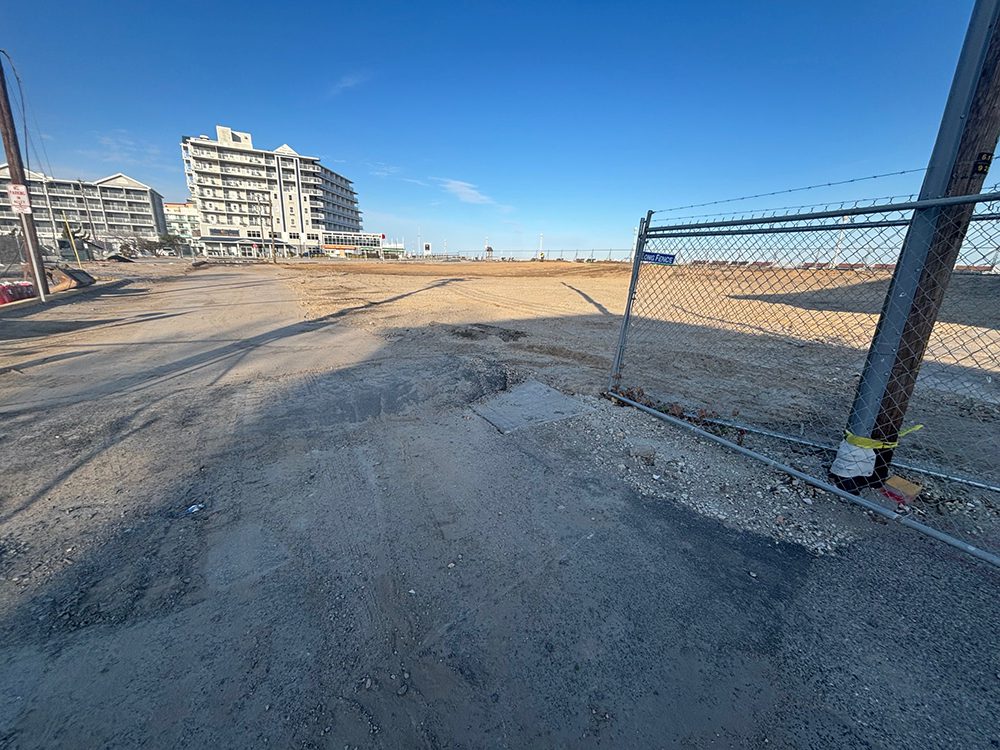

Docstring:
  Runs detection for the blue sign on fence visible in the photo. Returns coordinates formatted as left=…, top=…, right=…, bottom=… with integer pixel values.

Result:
left=642, top=251, right=676, bottom=266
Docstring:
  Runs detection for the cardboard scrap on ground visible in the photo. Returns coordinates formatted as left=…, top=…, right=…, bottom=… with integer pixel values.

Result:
left=48, top=266, right=96, bottom=293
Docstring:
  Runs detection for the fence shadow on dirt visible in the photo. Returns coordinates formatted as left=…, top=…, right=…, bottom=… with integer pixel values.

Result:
left=618, top=315, right=1000, bottom=486
left=731, top=273, right=1000, bottom=329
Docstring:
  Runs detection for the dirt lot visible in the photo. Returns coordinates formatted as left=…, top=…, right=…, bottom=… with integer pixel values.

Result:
left=291, top=260, right=999, bottom=542
left=0, top=260, right=998, bottom=749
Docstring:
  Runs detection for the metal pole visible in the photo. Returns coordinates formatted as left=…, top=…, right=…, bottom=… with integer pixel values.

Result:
left=988, top=242, right=1000, bottom=270
left=42, top=178, right=57, bottom=245
left=833, top=0, right=1000, bottom=490
left=0, top=57, right=48, bottom=299
left=63, top=216, right=83, bottom=268
left=263, top=197, right=275, bottom=264
left=608, top=210, right=652, bottom=390
left=830, top=215, right=849, bottom=268
left=79, top=180, right=99, bottom=251
left=94, top=181, right=111, bottom=252
left=268, top=199, right=275, bottom=261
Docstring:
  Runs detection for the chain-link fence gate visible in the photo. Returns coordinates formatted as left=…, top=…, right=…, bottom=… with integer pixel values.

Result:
left=609, top=192, right=1000, bottom=558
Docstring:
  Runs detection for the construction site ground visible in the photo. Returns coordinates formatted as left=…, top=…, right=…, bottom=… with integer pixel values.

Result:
left=0, top=259, right=997, bottom=749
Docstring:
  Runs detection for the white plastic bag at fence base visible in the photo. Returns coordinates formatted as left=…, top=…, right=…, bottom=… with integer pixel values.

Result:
left=830, top=440, right=876, bottom=478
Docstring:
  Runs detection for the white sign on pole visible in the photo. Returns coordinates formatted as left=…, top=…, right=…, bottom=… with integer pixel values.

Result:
left=8, top=184, right=31, bottom=214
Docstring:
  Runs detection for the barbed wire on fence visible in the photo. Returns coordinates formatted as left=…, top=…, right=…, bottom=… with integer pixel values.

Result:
left=652, top=168, right=929, bottom=214
left=658, top=181, right=1000, bottom=225
left=653, top=164, right=1000, bottom=220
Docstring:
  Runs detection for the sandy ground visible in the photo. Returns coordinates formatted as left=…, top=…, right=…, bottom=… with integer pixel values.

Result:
left=0, top=260, right=998, bottom=749
left=287, top=260, right=999, bottom=545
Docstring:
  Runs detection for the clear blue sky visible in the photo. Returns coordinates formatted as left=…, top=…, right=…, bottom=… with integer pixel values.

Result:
left=2, top=1, right=976, bottom=252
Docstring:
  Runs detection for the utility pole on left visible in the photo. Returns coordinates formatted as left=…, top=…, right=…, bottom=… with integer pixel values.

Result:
left=0, top=55, right=49, bottom=301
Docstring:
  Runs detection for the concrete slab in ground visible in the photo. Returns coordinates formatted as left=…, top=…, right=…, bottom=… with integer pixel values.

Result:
left=471, top=379, right=592, bottom=433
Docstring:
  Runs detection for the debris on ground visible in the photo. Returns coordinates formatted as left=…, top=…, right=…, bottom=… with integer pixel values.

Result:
left=881, top=475, right=923, bottom=506
left=0, top=281, right=36, bottom=305
left=47, top=266, right=96, bottom=293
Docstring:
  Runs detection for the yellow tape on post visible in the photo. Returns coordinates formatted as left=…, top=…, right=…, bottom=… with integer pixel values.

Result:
left=844, top=424, right=924, bottom=450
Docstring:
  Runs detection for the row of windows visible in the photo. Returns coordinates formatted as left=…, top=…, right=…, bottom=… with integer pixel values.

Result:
left=203, top=230, right=364, bottom=242
left=192, top=180, right=354, bottom=203
left=185, top=149, right=351, bottom=182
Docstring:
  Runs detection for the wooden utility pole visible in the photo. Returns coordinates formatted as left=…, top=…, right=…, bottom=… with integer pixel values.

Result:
left=0, top=56, right=49, bottom=299
left=832, top=0, right=1000, bottom=490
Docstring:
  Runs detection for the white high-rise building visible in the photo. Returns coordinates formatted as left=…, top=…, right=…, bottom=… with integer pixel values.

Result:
left=0, top=165, right=166, bottom=252
left=181, top=125, right=363, bottom=256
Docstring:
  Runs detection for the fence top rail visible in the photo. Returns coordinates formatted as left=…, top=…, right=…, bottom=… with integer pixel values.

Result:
left=641, top=211, right=1000, bottom=240
left=645, top=190, right=1000, bottom=235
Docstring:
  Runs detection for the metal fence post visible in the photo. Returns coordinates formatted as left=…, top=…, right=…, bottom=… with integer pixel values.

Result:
left=831, top=0, right=1000, bottom=490
left=608, top=210, right=653, bottom=392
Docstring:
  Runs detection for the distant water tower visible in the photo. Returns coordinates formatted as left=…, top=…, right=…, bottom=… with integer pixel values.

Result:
left=485, top=245, right=494, bottom=260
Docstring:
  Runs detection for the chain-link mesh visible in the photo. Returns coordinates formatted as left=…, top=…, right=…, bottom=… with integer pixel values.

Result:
left=0, top=234, right=26, bottom=279
left=0, top=234, right=24, bottom=264
left=611, top=194, right=1000, bottom=546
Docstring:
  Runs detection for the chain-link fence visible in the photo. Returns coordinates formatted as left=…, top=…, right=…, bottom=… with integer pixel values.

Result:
left=0, top=235, right=26, bottom=279
left=610, top=192, right=1000, bottom=550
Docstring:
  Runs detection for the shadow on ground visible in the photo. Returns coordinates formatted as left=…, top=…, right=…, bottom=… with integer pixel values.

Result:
left=733, top=273, right=1000, bottom=329
left=0, top=275, right=998, bottom=749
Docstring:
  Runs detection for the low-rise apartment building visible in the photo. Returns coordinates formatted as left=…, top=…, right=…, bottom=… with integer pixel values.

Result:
left=0, top=165, right=166, bottom=252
